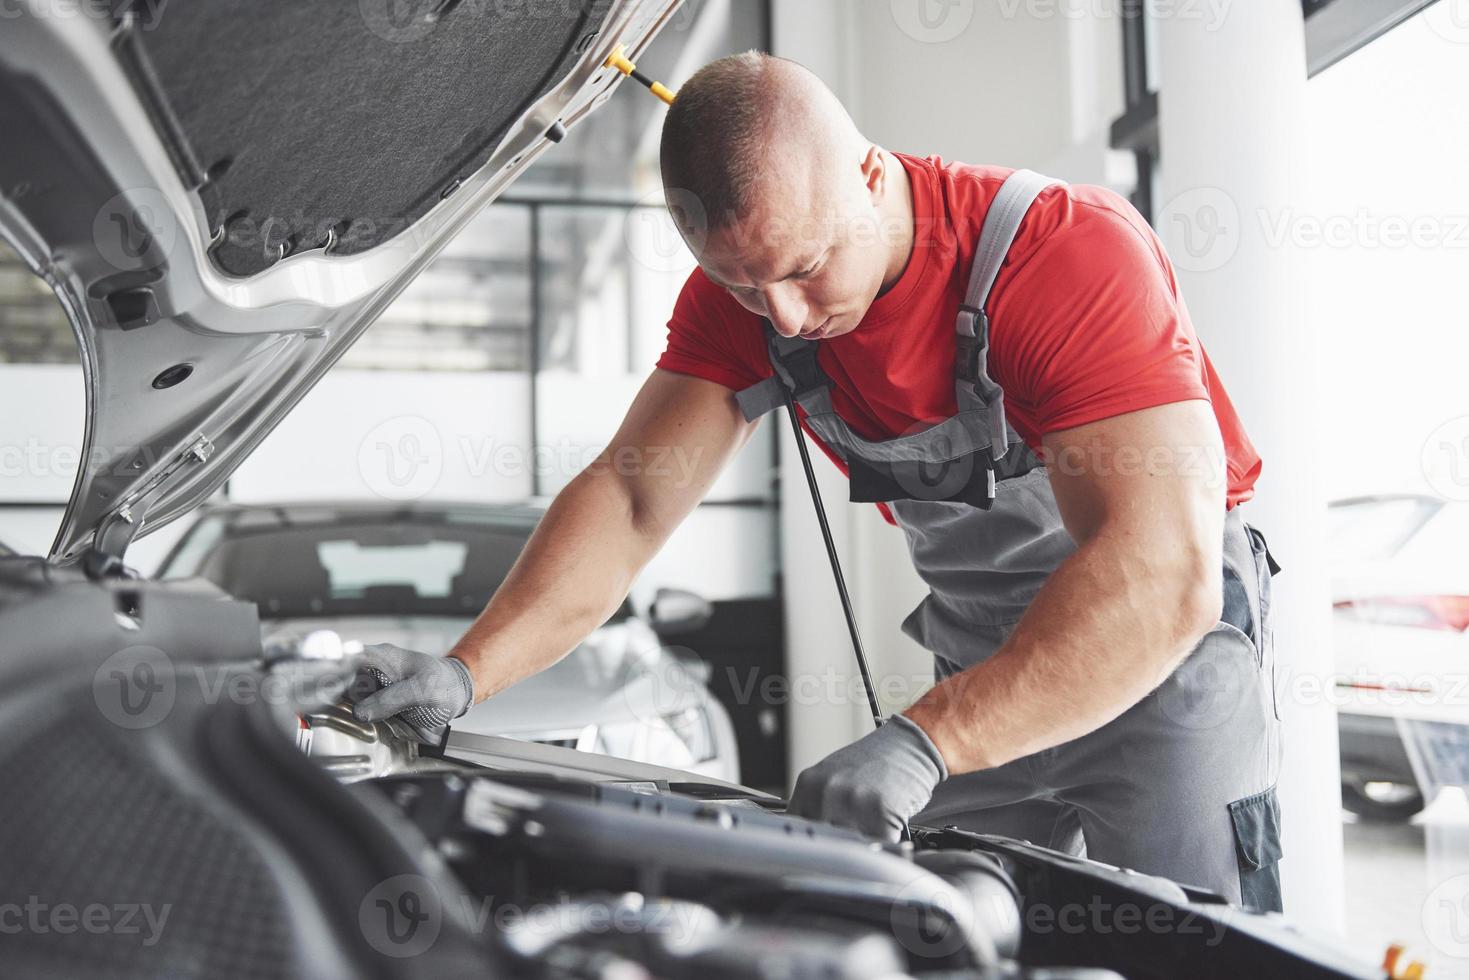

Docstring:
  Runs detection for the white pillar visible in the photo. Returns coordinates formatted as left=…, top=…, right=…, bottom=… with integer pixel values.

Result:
left=1155, top=2, right=1344, bottom=929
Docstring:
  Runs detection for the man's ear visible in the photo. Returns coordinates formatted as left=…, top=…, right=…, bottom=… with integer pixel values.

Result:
left=859, top=145, right=886, bottom=204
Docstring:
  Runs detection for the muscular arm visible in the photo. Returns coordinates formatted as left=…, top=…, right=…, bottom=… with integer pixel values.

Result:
left=448, top=369, right=756, bottom=701
left=905, top=400, right=1228, bottom=774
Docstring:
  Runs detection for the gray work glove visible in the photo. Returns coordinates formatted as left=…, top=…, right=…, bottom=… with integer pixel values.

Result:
left=786, top=714, right=948, bottom=841
left=350, top=643, right=475, bottom=744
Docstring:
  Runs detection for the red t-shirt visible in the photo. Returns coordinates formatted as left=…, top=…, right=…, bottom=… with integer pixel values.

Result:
left=657, top=154, right=1261, bottom=516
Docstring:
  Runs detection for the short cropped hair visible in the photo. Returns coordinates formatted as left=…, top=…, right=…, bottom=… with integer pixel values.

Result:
left=659, top=51, right=780, bottom=231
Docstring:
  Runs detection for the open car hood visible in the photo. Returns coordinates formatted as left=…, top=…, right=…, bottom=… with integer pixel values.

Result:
left=0, top=0, right=679, bottom=567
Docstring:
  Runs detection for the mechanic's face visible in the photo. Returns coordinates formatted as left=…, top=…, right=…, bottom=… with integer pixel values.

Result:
left=686, top=147, right=898, bottom=342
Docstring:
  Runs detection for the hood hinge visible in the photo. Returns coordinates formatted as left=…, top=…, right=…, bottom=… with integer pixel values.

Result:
left=83, top=435, right=215, bottom=578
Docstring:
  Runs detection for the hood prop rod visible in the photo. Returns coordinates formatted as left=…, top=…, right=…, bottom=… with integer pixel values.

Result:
left=781, top=387, right=884, bottom=732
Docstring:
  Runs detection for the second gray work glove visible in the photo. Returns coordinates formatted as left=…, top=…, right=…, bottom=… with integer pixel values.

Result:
left=786, top=714, right=948, bottom=841
left=350, top=643, right=475, bottom=744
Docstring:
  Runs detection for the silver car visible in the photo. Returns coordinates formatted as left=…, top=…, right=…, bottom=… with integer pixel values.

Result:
left=1331, top=494, right=1469, bottom=821
left=156, top=500, right=740, bottom=782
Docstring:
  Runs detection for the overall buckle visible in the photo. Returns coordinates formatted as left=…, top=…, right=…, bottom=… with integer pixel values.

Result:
left=977, top=446, right=998, bottom=510
left=768, top=329, right=828, bottom=398
left=956, top=335, right=995, bottom=408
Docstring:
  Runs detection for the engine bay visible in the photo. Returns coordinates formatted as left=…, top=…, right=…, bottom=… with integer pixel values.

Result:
left=0, top=564, right=1380, bottom=980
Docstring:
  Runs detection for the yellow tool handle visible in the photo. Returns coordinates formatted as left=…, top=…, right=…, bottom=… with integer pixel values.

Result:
left=1383, top=943, right=1427, bottom=979
left=605, top=44, right=676, bottom=105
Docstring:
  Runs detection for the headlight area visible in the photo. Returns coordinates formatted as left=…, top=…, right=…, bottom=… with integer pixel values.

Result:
left=525, top=706, right=718, bottom=768
left=595, top=705, right=718, bottom=768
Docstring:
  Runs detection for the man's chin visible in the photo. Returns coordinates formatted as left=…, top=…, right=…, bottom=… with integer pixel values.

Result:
left=824, top=313, right=863, bottom=340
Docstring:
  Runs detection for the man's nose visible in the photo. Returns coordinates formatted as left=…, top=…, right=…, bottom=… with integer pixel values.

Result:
left=763, top=284, right=808, bottom=338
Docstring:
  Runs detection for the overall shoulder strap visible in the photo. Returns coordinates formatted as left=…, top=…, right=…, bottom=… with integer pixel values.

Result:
left=736, top=323, right=828, bottom=422
left=955, top=169, right=1063, bottom=456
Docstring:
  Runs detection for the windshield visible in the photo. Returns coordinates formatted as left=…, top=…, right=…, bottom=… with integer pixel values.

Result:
left=160, top=512, right=533, bottom=619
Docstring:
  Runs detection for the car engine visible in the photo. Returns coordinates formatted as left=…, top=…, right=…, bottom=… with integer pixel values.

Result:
left=0, top=564, right=1377, bottom=980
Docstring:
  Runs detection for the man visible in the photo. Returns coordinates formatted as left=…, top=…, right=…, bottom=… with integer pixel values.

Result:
left=353, top=52, right=1283, bottom=911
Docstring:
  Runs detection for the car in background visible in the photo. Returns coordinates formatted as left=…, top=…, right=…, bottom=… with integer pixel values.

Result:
left=1331, top=494, right=1469, bottom=820
left=156, top=501, right=739, bottom=782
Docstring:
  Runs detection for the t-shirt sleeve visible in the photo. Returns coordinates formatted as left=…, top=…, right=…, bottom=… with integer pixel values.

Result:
left=656, top=268, right=770, bottom=393
left=988, top=198, right=1211, bottom=436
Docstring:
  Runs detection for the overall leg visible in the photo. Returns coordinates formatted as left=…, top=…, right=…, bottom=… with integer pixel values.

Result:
left=1050, top=521, right=1283, bottom=910
left=1058, top=622, right=1282, bottom=908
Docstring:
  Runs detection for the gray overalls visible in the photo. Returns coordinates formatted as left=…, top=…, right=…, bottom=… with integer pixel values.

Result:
left=738, top=170, right=1285, bottom=912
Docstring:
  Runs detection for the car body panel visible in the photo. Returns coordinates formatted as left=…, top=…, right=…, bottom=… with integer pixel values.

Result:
left=159, top=501, right=741, bottom=781
left=274, top=612, right=741, bottom=781
left=0, top=1, right=679, bottom=565
left=438, top=729, right=771, bottom=801
left=1331, top=497, right=1469, bottom=726
left=1329, top=496, right=1469, bottom=808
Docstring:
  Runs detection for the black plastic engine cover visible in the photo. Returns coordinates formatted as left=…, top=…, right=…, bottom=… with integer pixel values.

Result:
left=0, top=558, right=498, bottom=979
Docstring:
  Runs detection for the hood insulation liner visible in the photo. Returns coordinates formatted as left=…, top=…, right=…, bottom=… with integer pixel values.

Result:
left=114, top=0, right=612, bottom=277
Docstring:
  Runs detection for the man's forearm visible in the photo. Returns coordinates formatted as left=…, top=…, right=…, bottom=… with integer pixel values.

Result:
left=905, top=528, right=1222, bottom=775
left=447, top=467, right=663, bottom=701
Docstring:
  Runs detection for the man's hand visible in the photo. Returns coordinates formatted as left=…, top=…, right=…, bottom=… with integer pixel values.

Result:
left=786, top=714, right=948, bottom=840
left=350, top=643, right=475, bottom=743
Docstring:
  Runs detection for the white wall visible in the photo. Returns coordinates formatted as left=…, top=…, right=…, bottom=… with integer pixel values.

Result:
left=0, top=364, right=85, bottom=557
left=0, top=365, right=776, bottom=601
left=1306, top=17, right=1469, bottom=502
